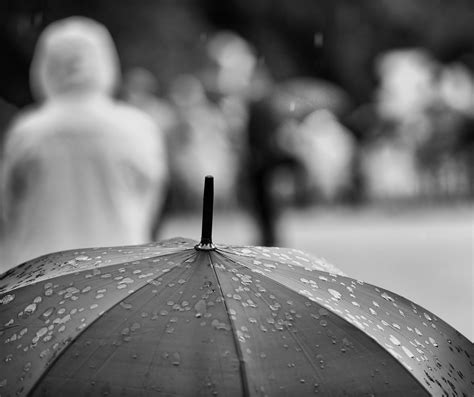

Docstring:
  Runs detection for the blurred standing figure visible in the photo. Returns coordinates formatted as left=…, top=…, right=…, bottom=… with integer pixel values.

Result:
left=121, top=67, right=175, bottom=236
left=0, top=17, right=168, bottom=271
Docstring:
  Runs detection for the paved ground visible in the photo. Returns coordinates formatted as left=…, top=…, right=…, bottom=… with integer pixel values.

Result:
left=159, top=204, right=473, bottom=341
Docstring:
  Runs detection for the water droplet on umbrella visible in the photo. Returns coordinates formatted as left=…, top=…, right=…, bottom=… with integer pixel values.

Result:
left=121, top=328, right=130, bottom=336
left=75, top=255, right=91, bottom=261
left=0, top=379, right=7, bottom=387
left=24, top=303, right=37, bottom=316
left=389, top=335, right=401, bottom=346
left=381, top=292, right=394, bottom=302
left=42, top=307, right=55, bottom=318
left=402, top=346, right=415, bottom=358
left=1, top=294, right=15, bottom=304
left=36, top=327, right=48, bottom=338
left=328, top=289, right=342, bottom=300
left=172, top=352, right=181, bottom=366
left=195, top=300, right=207, bottom=317
left=319, top=308, right=328, bottom=316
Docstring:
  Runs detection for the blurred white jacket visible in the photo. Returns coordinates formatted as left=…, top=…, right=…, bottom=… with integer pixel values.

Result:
left=0, top=17, right=167, bottom=271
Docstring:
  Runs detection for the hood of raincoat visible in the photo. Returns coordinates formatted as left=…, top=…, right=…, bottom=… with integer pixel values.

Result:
left=30, top=16, right=120, bottom=101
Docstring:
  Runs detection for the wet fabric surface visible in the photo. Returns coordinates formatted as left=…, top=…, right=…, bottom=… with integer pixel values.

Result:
left=0, top=239, right=472, bottom=396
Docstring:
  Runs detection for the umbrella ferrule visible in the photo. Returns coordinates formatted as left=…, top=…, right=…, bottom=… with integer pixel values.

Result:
left=195, top=175, right=216, bottom=251
left=194, top=242, right=216, bottom=251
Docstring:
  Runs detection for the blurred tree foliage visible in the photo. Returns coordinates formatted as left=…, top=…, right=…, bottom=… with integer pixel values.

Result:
left=1, top=0, right=473, bottom=108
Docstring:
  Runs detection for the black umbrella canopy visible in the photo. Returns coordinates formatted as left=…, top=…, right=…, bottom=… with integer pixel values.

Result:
left=0, top=177, right=472, bottom=396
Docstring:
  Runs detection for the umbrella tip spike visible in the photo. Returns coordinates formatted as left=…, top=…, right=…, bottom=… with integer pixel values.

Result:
left=195, top=175, right=216, bottom=251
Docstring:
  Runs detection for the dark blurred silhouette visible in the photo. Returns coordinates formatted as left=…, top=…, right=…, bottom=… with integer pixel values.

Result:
left=0, top=17, right=168, bottom=271
left=245, top=76, right=356, bottom=246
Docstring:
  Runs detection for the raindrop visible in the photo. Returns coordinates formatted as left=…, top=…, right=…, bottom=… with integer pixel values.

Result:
left=402, top=346, right=415, bottom=358
left=121, top=328, right=130, bottom=336
left=381, top=292, right=394, bottom=302
left=75, top=255, right=90, bottom=261
left=36, top=327, right=48, bottom=338
left=328, top=289, right=342, bottom=300
left=41, top=307, right=55, bottom=318
left=24, top=303, right=37, bottom=316
left=172, top=352, right=181, bottom=366
left=320, top=320, right=328, bottom=327
left=1, top=294, right=15, bottom=304
left=195, top=300, right=207, bottom=317
left=0, top=379, right=7, bottom=387
left=389, top=335, right=401, bottom=346
left=120, top=302, right=133, bottom=310
left=130, top=322, right=141, bottom=332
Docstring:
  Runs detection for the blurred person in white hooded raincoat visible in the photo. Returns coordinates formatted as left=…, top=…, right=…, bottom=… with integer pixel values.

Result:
left=0, top=17, right=168, bottom=271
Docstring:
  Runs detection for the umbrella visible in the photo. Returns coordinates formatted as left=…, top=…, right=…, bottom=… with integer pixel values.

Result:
left=0, top=176, right=472, bottom=396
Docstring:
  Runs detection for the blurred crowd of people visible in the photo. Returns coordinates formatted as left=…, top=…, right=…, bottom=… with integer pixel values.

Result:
left=0, top=16, right=473, bottom=270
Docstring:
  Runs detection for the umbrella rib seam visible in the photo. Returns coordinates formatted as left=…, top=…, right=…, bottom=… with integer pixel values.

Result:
left=208, top=252, right=251, bottom=397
